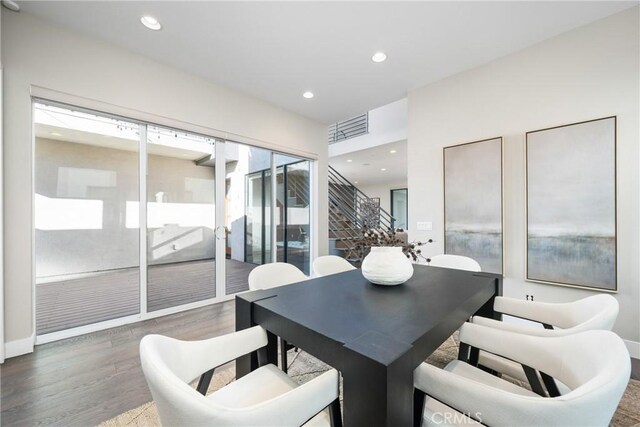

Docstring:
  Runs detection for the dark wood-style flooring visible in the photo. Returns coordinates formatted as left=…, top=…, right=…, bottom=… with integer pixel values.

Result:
left=36, top=259, right=256, bottom=335
left=1, top=301, right=236, bottom=427
left=2, top=299, right=640, bottom=426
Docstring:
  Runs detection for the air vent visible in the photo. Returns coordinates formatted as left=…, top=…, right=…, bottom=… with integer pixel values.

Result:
left=328, top=113, right=368, bottom=144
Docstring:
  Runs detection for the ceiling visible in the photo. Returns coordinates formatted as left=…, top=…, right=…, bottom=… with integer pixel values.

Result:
left=18, top=1, right=637, bottom=124
left=329, top=140, right=407, bottom=187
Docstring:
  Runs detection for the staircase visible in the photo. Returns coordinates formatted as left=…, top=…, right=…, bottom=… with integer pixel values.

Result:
left=284, top=170, right=310, bottom=207
left=328, top=166, right=395, bottom=263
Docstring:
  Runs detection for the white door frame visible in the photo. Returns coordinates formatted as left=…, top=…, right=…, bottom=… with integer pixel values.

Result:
left=0, top=67, right=5, bottom=363
left=215, top=140, right=227, bottom=298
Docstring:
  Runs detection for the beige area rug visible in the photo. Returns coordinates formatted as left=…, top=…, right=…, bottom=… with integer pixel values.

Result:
left=101, top=335, right=640, bottom=427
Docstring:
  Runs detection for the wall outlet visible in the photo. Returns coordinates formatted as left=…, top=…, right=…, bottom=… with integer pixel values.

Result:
left=416, top=221, right=433, bottom=231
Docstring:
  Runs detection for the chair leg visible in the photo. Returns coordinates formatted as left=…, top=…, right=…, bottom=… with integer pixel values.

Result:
left=329, top=398, right=343, bottom=427
left=541, top=371, right=561, bottom=397
left=413, top=388, right=426, bottom=427
left=457, top=342, right=470, bottom=362
left=468, top=346, right=480, bottom=367
left=196, top=368, right=215, bottom=395
left=523, top=364, right=547, bottom=396
left=280, top=338, right=288, bottom=374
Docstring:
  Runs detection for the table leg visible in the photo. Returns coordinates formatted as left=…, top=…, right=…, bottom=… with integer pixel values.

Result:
left=236, top=296, right=278, bottom=378
left=235, top=296, right=257, bottom=378
left=343, top=343, right=414, bottom=426
left=468, top=275, right=503, bottom=367
left=473, top=275, right=503, bottom=321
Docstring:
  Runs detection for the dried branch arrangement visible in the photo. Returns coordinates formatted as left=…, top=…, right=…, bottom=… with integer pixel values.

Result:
left=354, top=228, right=433, bottom=262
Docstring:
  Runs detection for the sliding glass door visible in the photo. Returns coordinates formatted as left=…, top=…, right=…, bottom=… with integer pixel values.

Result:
left=34, top=100, right=314, bottom=339
left=275, top=156, right=311, bottom=274
left=146, top=126, right=217, bottom=311
left=224, top=141, right=272, bottom=294
left=244, top=170, right=271, bottom=265
left=34, top=102, right=141, bottom=335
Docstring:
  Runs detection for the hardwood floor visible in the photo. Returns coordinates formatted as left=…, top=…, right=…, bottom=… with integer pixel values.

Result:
left=1, top=301, right=236, bottom=427
left=36, top=259, right=255, bottom=335
left=2, top=298, right=640, bottom=426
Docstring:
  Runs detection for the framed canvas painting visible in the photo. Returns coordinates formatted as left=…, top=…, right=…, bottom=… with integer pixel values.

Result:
left=526, top=116, right=616, bottom=291
left=443, top=137, right=503, bottom=274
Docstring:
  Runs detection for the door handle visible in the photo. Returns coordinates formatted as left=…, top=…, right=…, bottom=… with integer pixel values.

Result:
left=215, top=225, right=228, bottom=240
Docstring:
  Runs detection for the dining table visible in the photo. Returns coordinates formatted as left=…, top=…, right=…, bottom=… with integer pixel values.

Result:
left=235, top=264, right=502, bottom=427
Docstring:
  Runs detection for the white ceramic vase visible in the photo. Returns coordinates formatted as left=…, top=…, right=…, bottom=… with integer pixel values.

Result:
left=361, top=246, right=414, bottom=286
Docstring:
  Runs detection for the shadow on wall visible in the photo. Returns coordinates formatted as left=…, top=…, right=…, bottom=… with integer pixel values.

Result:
left=35, top=225, right=216, bottom=278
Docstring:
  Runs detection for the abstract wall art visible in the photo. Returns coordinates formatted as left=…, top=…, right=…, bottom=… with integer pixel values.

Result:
left=444, top=137, right=503, bottom=274
left=526, top=117, right=616, bottom=291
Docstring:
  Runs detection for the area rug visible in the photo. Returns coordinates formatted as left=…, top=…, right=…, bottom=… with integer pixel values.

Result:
left=100, top=335, right=640, bottom=426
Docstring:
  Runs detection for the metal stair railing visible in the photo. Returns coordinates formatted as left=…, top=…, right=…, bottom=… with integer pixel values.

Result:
left=287, top=172, right=310, bottom=207
left=276, top=169, right=310, bottom=208
left=328, top=165, right=397, bottom=262
left=328, top=166, right=395, bottom=229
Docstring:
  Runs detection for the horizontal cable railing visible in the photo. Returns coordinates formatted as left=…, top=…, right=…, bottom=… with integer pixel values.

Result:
left=327, top=165, right=397, bottom=262
left=328, top=113, right=369, bottom=144
left=328, top=167, right=395, bottom=229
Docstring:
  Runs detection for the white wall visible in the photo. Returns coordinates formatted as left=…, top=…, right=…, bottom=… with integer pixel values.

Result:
left=2, top=11, right=328, bottom=353
left=408, top=7, right=639, bottom=347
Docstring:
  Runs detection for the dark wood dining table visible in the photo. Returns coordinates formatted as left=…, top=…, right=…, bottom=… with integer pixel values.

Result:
left=235, top=264, right=502, bottom=427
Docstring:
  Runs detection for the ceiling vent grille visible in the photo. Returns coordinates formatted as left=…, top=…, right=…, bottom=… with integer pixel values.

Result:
left=328, top=113, right=368, bottom=144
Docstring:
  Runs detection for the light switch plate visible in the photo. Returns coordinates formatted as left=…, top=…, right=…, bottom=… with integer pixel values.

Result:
left=417, top=221, right=433, bottom=231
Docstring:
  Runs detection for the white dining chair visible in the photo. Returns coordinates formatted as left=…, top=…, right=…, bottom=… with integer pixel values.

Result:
left=473, top=294, right=619, bottom=390
left=140, top=326, right=342, bottom=427
left=248, top=262, right=308, bottom=290
left=313, top=255, right=356, bottom=277
left=427, top=254, right=481, bottom=272
left=414, top=323, right=630, bottom=427
left=248, top=262, right=308, bottom=373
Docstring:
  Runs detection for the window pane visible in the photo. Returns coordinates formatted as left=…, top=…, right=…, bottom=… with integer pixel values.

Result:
left=392, top=189, right=408, bottom=230
left=276, top=156, right=311, bottom=275
left=146, top=126, right=216, bottom=311
left=226, top=142, right=271, bottom=294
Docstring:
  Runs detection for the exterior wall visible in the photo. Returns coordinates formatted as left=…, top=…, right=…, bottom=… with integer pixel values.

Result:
left=407, top=7, right=640, bottom=347
left=2, top=11, right=327, bottom=351
left=35, top=137, right=219, bottom=277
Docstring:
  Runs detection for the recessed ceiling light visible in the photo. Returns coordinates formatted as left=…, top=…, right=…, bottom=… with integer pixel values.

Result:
left=390, top=150, right=397, bottom=154
left=302, top=91, right=314, bottom=99
left=347, top=159, right=353, bottom=163
left=381, top=168, right=387, bottom=171
left=140, top=16, right=162, bottom=31
left=354, top=181, right=359, bottom=184
left=371, top=52, right=387, bottom=63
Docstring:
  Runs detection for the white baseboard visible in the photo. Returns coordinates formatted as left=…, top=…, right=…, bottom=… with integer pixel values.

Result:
left=624, top=339, right=640, bottom=359
left=5, top=334, right=35, bottom=359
